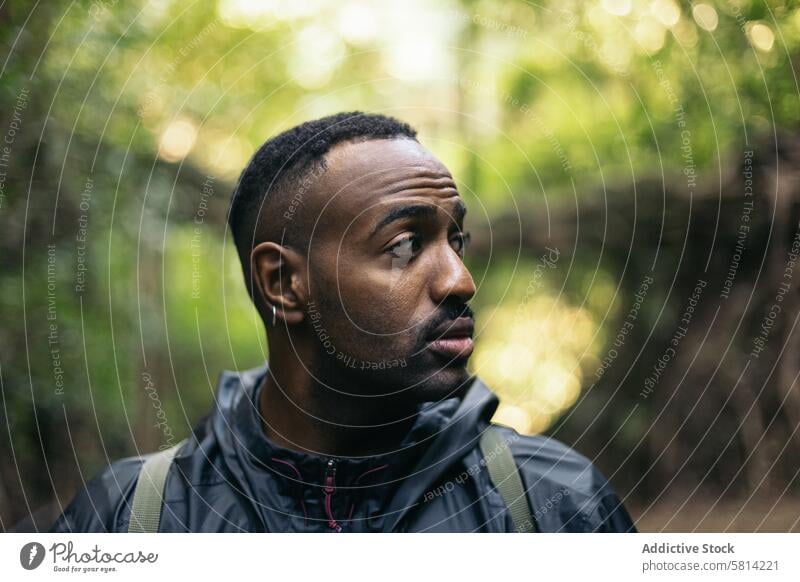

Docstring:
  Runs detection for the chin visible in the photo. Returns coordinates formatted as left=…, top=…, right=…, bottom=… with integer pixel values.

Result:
left=411, top=363, right=473, bottom=402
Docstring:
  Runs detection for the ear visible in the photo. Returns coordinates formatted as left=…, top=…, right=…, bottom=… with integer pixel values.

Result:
left=250, top=242, right=307, bottom=325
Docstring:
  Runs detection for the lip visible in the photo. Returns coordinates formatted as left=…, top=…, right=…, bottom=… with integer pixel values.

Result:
left=426, top=317, right=474, bottom=359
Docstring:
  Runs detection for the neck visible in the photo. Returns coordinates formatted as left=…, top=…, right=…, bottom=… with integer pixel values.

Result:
left=258, top=338, right=417, bottom=457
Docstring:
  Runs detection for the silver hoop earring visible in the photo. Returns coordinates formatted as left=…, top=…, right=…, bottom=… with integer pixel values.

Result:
left=271, top=304, right=277, bottom=326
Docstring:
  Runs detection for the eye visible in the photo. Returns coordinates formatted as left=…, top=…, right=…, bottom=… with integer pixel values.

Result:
left=449, top=231, right=471, bottom=258
left=387, top=233, right=422, bottom=262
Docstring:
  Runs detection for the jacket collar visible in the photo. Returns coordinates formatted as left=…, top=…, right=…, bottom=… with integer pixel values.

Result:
left=210, top=362, right=499, bottom=530
left=234, top=364, right=461, bottom=486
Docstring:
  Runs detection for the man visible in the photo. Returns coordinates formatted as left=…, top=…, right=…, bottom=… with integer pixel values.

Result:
left=52, top=112, right=635, bottom=532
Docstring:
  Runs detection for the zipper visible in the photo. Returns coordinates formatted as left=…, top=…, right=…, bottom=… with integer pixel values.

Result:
left=323, top=458, right=342, bottom=532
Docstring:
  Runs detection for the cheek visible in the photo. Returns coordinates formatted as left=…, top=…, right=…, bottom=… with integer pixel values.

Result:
left=323, top=258, right=427, bottom=338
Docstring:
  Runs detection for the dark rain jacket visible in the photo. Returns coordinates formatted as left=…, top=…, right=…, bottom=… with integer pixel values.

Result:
left=51, top=364, right=636, bottom=533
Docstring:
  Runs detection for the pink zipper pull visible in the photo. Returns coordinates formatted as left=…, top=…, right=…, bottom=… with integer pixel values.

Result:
left=324, top=459, right=342, bottom=532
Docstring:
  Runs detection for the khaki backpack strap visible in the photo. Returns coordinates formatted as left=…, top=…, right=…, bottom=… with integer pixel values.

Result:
left=128, top=440, right=186, bottom=533
left=480, top=427, right=537, bottom=532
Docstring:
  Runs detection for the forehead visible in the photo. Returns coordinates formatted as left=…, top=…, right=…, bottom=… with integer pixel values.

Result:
left=324, top=138, right=450, bottom=181
left=315, top=138, right=458, bottom=223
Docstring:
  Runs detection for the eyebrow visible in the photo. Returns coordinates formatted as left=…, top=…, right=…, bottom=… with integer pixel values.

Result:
left=370, top=200, right=467, bottom=238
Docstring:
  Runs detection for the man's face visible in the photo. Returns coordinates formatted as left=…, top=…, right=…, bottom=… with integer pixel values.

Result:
left=303, top=138, right=476, bottom=402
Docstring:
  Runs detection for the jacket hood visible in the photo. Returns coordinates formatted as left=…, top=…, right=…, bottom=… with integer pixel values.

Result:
left=210, top=363, right=499, bottom=531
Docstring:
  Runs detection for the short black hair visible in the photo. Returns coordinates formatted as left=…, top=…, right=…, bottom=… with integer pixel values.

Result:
left=228, top=111, right=418, bottom=266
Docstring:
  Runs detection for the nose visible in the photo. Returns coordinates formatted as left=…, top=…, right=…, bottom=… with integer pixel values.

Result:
left=429, top=240, right=476, bottom=305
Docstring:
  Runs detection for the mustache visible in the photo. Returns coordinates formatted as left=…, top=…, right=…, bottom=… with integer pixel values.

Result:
left=419, top=300, right=475, bottom=344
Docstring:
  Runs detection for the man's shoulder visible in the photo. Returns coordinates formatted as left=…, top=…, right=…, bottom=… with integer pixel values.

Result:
left=492, top=425, right=604, bottom=490
left=50, top=455, right=146, bottom=533
left=487, top=424, right=636, bottom=532
left=50, top=410, right=230, bottom=533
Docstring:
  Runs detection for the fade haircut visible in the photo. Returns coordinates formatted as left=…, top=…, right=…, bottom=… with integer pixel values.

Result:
left=228, top=111, right=418, bottom=279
